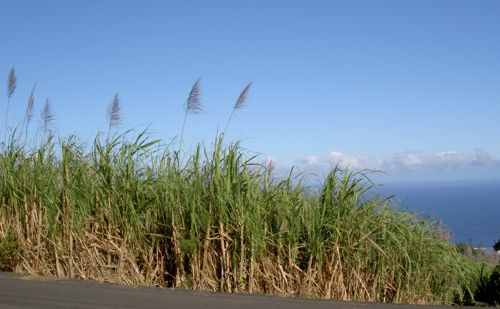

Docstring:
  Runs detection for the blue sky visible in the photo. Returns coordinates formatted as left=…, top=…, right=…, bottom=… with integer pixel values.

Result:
left=1, top=0, right=499, bottom=181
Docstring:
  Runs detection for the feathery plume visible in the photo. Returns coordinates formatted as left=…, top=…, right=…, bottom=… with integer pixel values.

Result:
left=4, top=67, right=18, bottom=142
left=107, top=93, right=122, bottom=130
left=22, top=84, right=36, bottom=142
left=233, top=82, right=252, bottom=111
left=26, top=84, right=36, bottom=123
left=41, top=98, right=55, bottom=133
left=7, top=67, right=16, bottom=99
left=223, top=82, right=252, bottom=135
left=184, top=78, right=203, bottom=114
left=180, top=78, right=203, bottom=149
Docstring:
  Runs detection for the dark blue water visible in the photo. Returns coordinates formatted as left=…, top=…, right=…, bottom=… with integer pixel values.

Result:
left=374, top=179, right=500, bottom=248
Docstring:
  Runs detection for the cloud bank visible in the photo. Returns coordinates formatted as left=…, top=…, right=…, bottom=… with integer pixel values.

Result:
left=263, top=150, right=500, bottom=182
left=295, top=149, right=498, bottom=172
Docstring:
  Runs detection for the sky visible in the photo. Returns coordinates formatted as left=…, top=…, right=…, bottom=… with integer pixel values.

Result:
left=0, top=0, right=499, bottom=182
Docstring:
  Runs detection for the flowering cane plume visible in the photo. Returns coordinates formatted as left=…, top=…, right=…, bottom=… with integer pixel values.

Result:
left=4, top=67, right=17, bottom=141
left=7, top=68, right=17, bottom=99
left=223, top=82, right=252, bottom=135
left=41, top=98, right=55, bottom=134
left=107, top=93, right=122, bottom=134
left=22, top=84, right=36, bottom=141
left=179, top=78, right=203, bottom=148
left=184, top=78, right=203, bottom=114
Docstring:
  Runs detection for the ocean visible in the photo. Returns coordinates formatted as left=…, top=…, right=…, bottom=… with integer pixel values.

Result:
left=374, top=179, right=500, bottom=248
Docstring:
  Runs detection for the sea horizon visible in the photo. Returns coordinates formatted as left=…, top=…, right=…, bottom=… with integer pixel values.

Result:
left=373, top=178, right=500, bottom=248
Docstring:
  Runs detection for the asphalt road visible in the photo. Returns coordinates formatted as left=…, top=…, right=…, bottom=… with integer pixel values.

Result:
left=0, top=272, right=456, bottom=309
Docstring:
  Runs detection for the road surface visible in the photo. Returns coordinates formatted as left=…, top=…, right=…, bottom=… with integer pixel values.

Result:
left=0, top=272, right=456, bottom=308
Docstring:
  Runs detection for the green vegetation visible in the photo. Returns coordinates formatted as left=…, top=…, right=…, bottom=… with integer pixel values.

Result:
left=455, top=246, right=499, bottom=306
left=0, top=228, right=20, bottom=271
left=456, top=242, right=499, bottom=267
left=462, top=240, right=500, bottom=306
left=0, top=68, right=489, bottom=304
left=474, top=265, right=500, bottom=306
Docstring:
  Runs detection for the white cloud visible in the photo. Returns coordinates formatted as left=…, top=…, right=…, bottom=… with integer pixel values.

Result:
left=293, top=149, right=499, bottom=174
left=260, top=149, right=500, bottom=182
